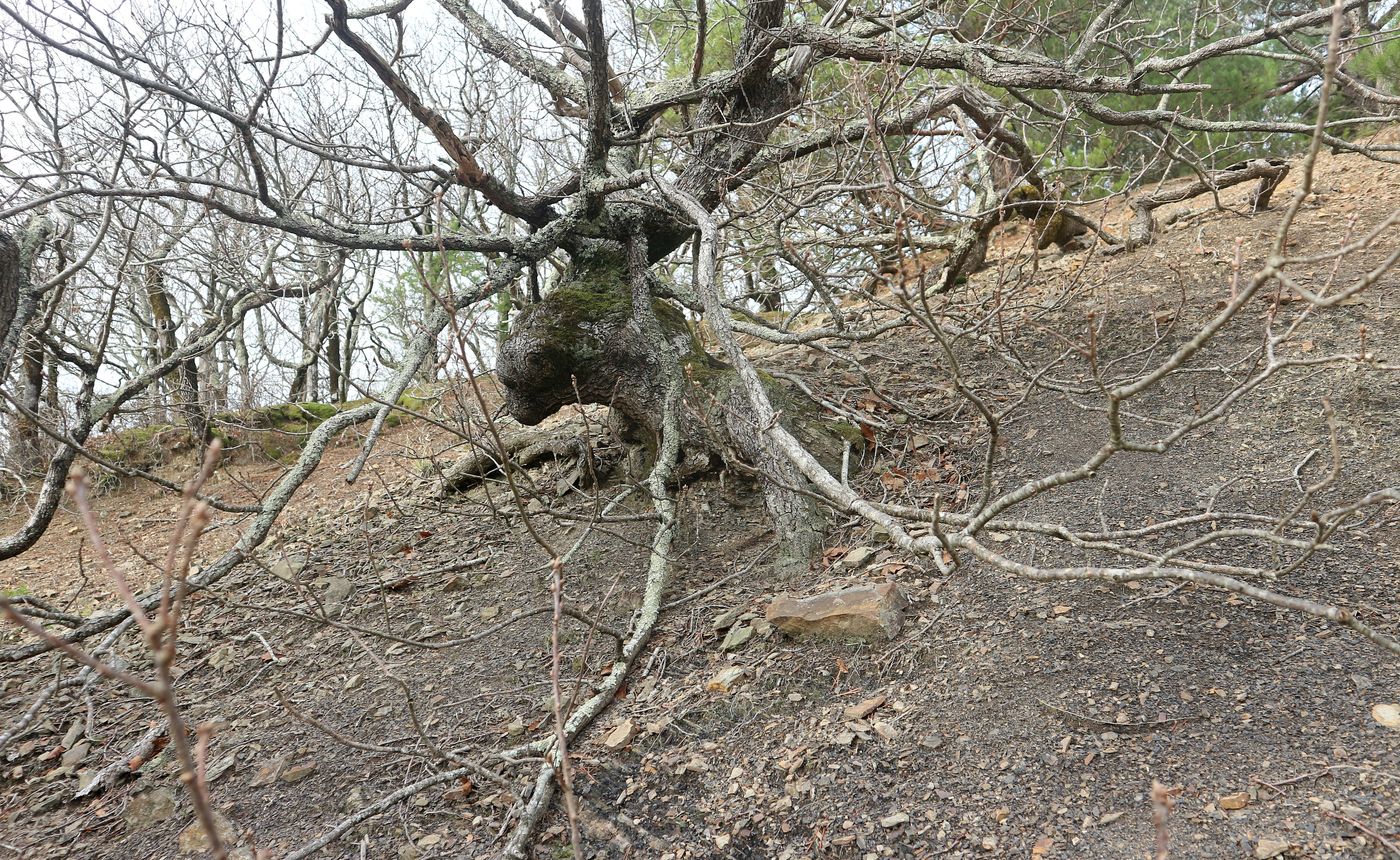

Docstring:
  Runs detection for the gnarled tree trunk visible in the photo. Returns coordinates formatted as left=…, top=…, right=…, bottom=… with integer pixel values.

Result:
left=496, top=241, right=858, bottom=574
left=1, top=223, right=54, bottom=475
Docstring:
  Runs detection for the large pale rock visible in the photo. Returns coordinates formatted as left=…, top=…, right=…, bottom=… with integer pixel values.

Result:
left=124, top=786, right=179, bottom=829
left=765, top=584, right=907, bottom=641
left=177, top=811, right=237, bottom=855
left=319, top=577, right=353, bottom=618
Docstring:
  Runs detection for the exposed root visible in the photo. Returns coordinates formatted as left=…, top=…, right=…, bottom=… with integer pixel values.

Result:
left=1126, top=157, right=1291, bottom=250
left=434, top=418, right=619, bottom=497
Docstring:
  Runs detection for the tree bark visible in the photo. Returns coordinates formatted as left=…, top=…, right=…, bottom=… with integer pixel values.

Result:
left=144, top=264, right=207, bottom=440
left=0, top=230, right=17, bottom=355
left=496, top=239, right=857, bottom=573
left=2, top=223, right=55, bottom=474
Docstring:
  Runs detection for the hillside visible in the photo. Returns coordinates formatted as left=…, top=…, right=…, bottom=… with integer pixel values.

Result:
left=1, top=141, right=1398, bottom=860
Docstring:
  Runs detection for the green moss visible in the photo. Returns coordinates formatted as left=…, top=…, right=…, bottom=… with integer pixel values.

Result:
left=338, top=391, right=431, bottom=429
left=297, top=402, right=339, bottom=420
left=514, top=264, right=697, bottom=389
left=91, top=393, right=446, bottom=485
left=245, top=402, right=338, bottom=433
left=522, top=280, right=629, bottom=354
left=828, top=413, right=867, bottom=444
left=94, top=424, right=194, bottom=472
left=679, top=354, right=729, bottom=387
left=395, top=391, right=430, bottom=414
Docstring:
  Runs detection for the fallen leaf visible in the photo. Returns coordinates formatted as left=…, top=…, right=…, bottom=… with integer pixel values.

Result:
left=443, top=778, right=474, bottom=803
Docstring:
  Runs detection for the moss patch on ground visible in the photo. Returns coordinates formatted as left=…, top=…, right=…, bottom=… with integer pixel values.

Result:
left=88, top=394, right=428, bottom=485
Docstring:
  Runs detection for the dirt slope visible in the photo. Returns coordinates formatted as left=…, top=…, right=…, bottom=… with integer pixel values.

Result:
left=1, top=143, right=1398, bottom=860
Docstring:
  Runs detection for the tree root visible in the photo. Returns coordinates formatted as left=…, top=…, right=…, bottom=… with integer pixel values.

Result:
left=434, top=426, right=614, bottom=497
left=74, top=721, right=166, bottom=799
left=1125, top=158, right=1290, bottom=250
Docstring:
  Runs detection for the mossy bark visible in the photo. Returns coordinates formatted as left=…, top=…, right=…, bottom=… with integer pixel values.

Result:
left=497, top=254, right=856, bottom=574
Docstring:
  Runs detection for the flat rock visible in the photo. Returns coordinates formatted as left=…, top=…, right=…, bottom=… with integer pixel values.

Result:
left=60, top=741, right=90, bottom=767
left=281, top=762, right=318, bottom=783
left=601, top=719, right=638, bottom=751
left=719, top=623, right=752, bottom=651
left=1219, top=791, right=1249, bottom=811
left=840, top=546, right=876, bottom=570
left=177, top=811, right=237, bottom=855
left=125, top=786, right=178, bottom=829
left=711, top=607, right=742, bottom=631
left=1373, top=702, right=1400, bottom=729
left=268, top=553, right=307, bottom=581
left=321, top=577, right=353, bottom=618
left=766, top=583, right=907, bottom=641
left=843, top=694, right=887, bottom=721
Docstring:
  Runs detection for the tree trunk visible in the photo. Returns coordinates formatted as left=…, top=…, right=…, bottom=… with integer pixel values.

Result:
left=0, top=230, right=17, bottom=355
left=496, top=242, right=858, bottom=574
left=145, top=264, right=207, bottom=439
left=11, top=333, right=44, bottom=475
left=289, top=297, right=312, bottom=402
left=234, top=319, right=253, bottom=409
left=2, top=224, right=55, bottom=474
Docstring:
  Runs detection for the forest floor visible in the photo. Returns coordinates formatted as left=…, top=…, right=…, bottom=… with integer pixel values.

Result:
left=1, top=141, right=1398, bottom=860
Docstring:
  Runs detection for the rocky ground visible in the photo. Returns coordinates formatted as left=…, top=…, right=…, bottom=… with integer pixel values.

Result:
left=1, top=143, right=1398, bottom=860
